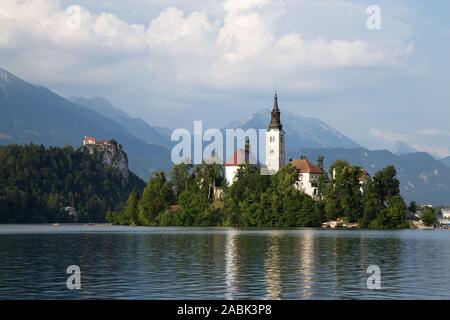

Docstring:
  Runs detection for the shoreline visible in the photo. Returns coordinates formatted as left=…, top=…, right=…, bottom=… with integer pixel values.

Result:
left=0, top=223, right=447, bottom=231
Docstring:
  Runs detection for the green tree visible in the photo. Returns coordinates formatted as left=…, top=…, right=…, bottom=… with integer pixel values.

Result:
left=372, top=165, right=400, bottom=205
left=317, top=156, right=325, bottom=171
left=224, top=164, right=270, bottom=227
left=317, top=156, right=329, bottom=199
left=324, top=161, right=363, bottom=222
left=171, top=163, right=193, bottom=198
left=370, top=195, right=407, bottom=229
left=138, top=171, right=174, bottom=225
left=408, top=201, right=418, bottom=214
left=0, top=144, right=144, bottom=224
left=238, top=190, right=264, bottom=226
left=298, top=196, right=322, bottom=227
left=421, top=207, right=436, bottom=227
left=271, top=165, right=312, bottom=227
left=177, top=182, right=210, bottom=226
left=360, top=181, right=380, bottom=227
left=123, top=188, right=140, bottom=225
left=385, top=195, right=407, bottom=228
left=157, top=210, right=173, bottom=226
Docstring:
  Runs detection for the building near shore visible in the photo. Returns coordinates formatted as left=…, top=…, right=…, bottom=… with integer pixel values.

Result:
left=224, top=93, right=328, bottom=201
left=265, top=92, right=285, bottom=174
left=442, top=208, right=450, bottom=219
left=225, top=93, right=286, bottom=185
left=290, top=159, right=323, bottom=200
left=224, top=138, right=258, bottom=186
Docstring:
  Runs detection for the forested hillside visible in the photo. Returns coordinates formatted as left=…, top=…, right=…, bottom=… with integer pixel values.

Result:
left=0, top=144, right=145, bottom=223
left=0, top=68, right=171, bottom=180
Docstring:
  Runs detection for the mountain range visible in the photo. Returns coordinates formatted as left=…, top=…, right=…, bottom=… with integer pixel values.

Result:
left=1, top=67, right=450, bottom=204
left=441, top=156, right=450, bottom=168
left=226, top=109, right=360, bottom=150
left=289, top=148, right=450, bottom=205
left=389, top=141, right=418, bottom=156
left=0, top=68, right=170, bottom=179
left=69, top=96, right=171, bottom=148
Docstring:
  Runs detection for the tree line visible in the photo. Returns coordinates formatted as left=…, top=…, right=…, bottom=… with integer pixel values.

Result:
left=0, top=144, right=144, bottom=223
left=107, top=158, right=410, bottom=229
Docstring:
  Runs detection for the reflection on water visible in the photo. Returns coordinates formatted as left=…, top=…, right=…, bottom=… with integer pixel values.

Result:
left=265, top=232, right=282, bottom=299
left=299, top=230, right=314, bottom=299
left=1, top=225, right=450, bottom=300
left=225, top=230, right=238, bottom=300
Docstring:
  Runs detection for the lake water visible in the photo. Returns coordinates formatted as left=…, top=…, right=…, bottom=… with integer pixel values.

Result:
left=0, top=225, right=449, bottom=300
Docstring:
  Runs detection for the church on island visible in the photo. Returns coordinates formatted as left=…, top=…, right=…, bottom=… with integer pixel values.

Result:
left=224, top=93, right=324, bottom=200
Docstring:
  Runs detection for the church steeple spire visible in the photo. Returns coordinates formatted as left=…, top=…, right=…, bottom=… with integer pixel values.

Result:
left=273, top=90, right=279, bottom=110
left=268, top=91, right=282, bottom=130
left=265, top=91, right=285, bottom=173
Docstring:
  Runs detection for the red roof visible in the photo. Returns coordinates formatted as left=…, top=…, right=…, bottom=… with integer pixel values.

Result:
left=84, top=136, right=96, bottom=141
left=290, top=159, right=323, bottom=174
left=224, top=149, right=258, bottom=167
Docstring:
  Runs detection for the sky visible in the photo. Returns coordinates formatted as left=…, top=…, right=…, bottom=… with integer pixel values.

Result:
left=0, top=0, right=449, bottom=157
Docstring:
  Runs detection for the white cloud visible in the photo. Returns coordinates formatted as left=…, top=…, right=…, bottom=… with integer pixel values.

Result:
left=0, top=0, right=413, bottom=88
left=0, top=0, right=418, bottom=129
left=370, top=128, right=413, bottom=143
left=417, top=129, right=450, bottom=137
left=147, top=8, right=215, bottom=50
left=223, top=0, right=272, bottom=13
left=370, top=128, right=450, bottom=158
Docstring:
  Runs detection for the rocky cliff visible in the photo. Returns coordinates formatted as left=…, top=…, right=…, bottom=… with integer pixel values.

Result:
left=81, top=140, right=129, bottom=181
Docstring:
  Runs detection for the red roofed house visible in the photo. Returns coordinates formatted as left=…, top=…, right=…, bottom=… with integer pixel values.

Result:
left=290, top=159, right=324, bottom=199
left=97, top=140, right=111, bottom=146
left=83, top=136, right=112, bottom=146
left=224, top=139, right=258, bottom=186
left=83, top=136, right=97, bottom=145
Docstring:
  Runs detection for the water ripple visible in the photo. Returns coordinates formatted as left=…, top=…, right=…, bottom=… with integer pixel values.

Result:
left=0, top=225, right=450, bottom=299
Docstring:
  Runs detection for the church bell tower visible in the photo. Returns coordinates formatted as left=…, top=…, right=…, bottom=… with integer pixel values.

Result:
left=265, top=92, right=285, bottom=173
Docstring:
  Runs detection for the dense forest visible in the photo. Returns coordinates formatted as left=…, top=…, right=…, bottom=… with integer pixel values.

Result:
left=108, top=159, right=410, bottom=229
left=0, top=144, right=144, bottom=223
left=0, top=143, right=410, bottom=228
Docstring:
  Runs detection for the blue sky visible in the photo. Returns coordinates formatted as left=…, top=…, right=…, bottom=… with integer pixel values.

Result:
left=1, top=0, right=449, bottom=156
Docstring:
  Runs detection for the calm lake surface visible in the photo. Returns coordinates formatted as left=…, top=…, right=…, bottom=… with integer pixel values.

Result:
left=0, top=225, right=449, bottom=300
